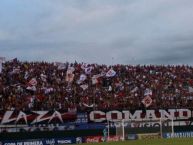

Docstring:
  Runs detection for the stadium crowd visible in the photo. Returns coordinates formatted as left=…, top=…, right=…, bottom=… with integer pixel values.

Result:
left=1, top=58, right=193, bottom=112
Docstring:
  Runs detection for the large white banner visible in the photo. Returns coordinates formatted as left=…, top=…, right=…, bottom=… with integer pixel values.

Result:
left=89, top=109, right=192, bottom=123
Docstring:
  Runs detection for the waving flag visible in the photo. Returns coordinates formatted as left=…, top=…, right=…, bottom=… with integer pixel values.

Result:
left=65, top=67, right=75, bottom=83
left=142, top=96, right=152, bottom=107
left=28, top=78, right=37, bottom=86
left=85, top=66, right=93, bottom=74
left=106, top=69, right=116, bottom=77
left=76, top=74, right=87, bottom=84
left=80, top=84, right=88, bottom=90
left=82, top=103, right=94, bottom=108
left=80, top=74, right=87, bottom=81
left=189, top=86, right=193, bottom=93
left=27, top=78, right=37, bottom=91
left=81, top=63, right=88, bottom=70
left=26, top=86, right=37, bottom=91
left=66, top=73, right=74, bottom=83
left=40, top=74, right=47, bottom=82
left=55, top=62, right=67, bottom=70
left=92, top=74, right=101, bottom=85
left=12, top=67, right=20, bottom=74
left=67, top=66, right=75, bottom=73
left=144, top=88, right=152, bottom=96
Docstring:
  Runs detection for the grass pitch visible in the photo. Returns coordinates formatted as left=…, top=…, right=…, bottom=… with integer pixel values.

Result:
left=83, top=138, right=193, bottom=145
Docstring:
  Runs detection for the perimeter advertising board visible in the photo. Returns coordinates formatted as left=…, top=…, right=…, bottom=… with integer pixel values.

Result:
left=163, top=132, right=193, bottom=138
left=0, top=109, right=193, bottom=131
left=0, top=137, right=83, bottom=145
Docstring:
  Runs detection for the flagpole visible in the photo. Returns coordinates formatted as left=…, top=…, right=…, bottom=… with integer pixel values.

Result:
left=94, top=87, right=96, bottom=110
left=111, top=57, right=114, bottom=65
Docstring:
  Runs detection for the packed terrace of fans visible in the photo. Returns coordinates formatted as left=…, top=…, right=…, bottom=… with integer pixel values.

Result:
left=0, top=59, right=193, bottom=112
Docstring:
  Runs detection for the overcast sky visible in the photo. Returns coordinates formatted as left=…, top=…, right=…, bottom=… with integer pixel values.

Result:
left=0, top=0, right=193, bottom=65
